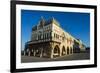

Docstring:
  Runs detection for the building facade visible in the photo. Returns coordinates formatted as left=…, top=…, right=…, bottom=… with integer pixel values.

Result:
left=23, top=17, right=86, bottom=58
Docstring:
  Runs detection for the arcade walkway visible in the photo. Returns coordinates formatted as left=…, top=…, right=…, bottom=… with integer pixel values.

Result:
left=21, top=52, right=90, bottom=63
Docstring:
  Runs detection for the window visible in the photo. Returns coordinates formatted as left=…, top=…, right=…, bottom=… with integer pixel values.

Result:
left=37, top=35, right=39, bottom=40
left=57, top=35, right=59, bottom=39
left=62, top=37, right=64, bottom=41
left=56, top=34, right=57, bottom=39
left=45, top=33, right=46, bottom=39
left=54, top=33, right=55, bottom=38
left=50, top=32, right=52, bottom=39
left=43, top=34, right=44, bottom=40
left=47, top=33, right=48, bottom=39
left=40, top=35, right=41, bottom=40
left=70, top=38, right=72, bottom=44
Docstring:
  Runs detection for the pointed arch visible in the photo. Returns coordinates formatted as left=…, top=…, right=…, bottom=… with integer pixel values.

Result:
left=67, top=47, right=70, bottom=55
left=62, top=46, right=66, bottom=55
left=53, top=45, right=60, bottom=57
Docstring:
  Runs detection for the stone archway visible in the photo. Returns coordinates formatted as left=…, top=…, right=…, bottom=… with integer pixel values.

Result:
left=25, top=48, right=29, bottom=56
left=53, top=45, right=60, bottom=57
left=67, top=47, right=69, bottom=55
left=30, top=49, right=34, bottom=56
left=62, top=46, right=66, bottom=55
left=35, top=48, right=40, bottom=57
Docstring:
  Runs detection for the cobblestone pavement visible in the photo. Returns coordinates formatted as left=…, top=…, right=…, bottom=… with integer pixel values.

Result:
left=21, top=52, right=90, bottom=63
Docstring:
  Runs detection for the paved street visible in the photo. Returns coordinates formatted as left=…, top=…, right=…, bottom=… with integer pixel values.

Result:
left=21, top=52, right=90, bottom=63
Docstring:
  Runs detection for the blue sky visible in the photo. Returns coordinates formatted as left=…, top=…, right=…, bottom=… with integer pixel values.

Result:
left=21, top=10, right=90, bottom=50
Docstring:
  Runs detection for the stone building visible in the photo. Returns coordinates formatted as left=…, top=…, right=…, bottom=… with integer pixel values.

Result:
left=23, top=17, right=86, bottom=58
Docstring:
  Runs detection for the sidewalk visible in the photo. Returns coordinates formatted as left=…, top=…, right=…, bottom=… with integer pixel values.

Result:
left=21, top=52, right=90, bottom=63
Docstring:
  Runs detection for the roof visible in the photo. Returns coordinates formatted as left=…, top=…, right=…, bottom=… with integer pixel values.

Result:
left=38, top=17, right=60, bottom=27
left=44, top=17, right=60, bottom=26
left=32, top=25, right=37, bottom=31
left=32, top=17, right=60, bottom=31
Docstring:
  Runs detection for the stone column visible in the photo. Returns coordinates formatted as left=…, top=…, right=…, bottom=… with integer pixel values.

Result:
left=65, top=48, right=67, bottom=55
left=50, top=43, right=54, bottom=58
left=24, top=50, right=26, bottom=56
left=33, top=49, right=36, bottom=56
left=50, top=48, right=53, bottom=58
left=40, top=48, right=43, bottom=58
left=28, top=51, right=31, bottom=56
left=66, top=48, right=67, bottom=55
left=59, top=48, right=62, bottom=57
